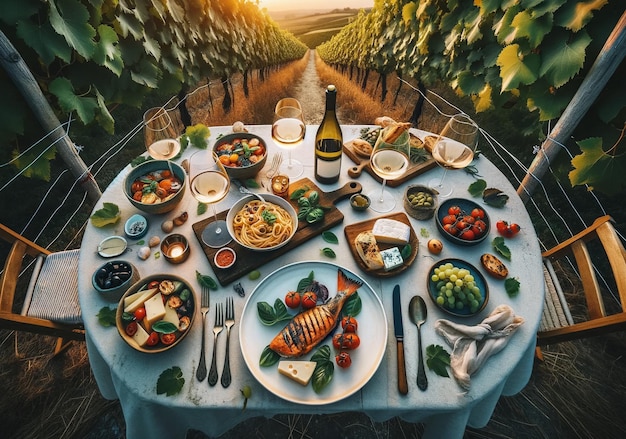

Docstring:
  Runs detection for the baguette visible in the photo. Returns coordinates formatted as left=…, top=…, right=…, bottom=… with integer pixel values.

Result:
left=382, top=122, right=411, bottom=144
left=354, top=231, right=384, bottom=270
left=480, top=253, right=508, bottom=279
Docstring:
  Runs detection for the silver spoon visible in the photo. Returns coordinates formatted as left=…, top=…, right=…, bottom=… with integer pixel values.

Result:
left=232, top=179, right=266, bottom=203
left=409, top=295, right=428, bottom=390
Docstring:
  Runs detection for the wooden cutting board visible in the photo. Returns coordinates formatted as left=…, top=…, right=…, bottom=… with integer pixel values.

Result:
left=344, top=212, right=419, bottom=277
left=192, top=178, right=362, bottom=286
left=343, top=130, right=438, bottom=187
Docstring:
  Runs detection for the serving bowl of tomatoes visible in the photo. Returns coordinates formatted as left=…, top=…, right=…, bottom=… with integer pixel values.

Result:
left=124, top=160, right=186, bottom=215
left=116, top=274, right=196, bottom=353
left=435, top=198, right=490, bottom=246
left=213, top=133, right=268, bottom=180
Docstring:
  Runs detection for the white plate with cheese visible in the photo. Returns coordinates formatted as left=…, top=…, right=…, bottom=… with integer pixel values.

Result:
left=239, top=261, right=387, bottom=405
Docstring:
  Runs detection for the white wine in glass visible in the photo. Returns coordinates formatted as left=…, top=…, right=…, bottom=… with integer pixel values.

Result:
left=272, top=98, right=305, bottom=179
left=144, top=107, right=181, bottom=160
left=367, top=126, right=411, bottom=212
left=190, top=151, right=232, bottom=248
left=428, top=114, right=479, bottom=197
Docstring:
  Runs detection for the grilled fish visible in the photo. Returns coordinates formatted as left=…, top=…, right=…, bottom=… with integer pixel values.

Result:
left=269, top=269, right=362, bottom=358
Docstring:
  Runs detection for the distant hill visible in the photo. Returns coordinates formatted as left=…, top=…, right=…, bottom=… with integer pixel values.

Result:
left=269, top=8, right=370, bottom=49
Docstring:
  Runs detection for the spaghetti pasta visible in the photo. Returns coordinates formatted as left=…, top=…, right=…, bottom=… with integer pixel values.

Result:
left=231, top=200, right=294, bottom=249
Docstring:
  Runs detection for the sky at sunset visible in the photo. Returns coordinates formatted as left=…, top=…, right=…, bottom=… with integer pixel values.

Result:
left=258, top=0, right=372, bottom=11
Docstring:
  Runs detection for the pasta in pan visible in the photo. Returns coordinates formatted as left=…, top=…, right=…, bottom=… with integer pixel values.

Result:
left=231, top=200, right=294, bottom=249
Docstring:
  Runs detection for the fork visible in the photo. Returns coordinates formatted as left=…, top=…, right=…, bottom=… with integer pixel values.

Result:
left=265, top=153, right=283, bottom=188
left=220, top=296, right=235, bottom=388
left=195, top=286, right=210, bottom=381
left=208, top=302, right=223, bottom=386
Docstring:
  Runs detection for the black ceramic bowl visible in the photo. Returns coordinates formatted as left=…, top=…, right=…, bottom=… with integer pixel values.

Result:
left=435, top=198, right=490, bottom=246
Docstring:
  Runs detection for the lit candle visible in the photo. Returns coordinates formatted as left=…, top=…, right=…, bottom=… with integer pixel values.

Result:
left=168, top=242, right=185, bottom=258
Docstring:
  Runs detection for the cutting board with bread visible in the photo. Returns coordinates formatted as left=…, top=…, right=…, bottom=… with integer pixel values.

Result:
left=344, top=212, right=419, bottom=277
left=343, top=123, right=437, bottom=186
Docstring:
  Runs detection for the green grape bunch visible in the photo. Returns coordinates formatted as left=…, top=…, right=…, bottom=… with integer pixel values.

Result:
left=431, top=262, right=484, bottom=314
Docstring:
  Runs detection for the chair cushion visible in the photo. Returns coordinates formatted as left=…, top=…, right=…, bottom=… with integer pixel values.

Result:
left=23, top=249, right=82, bottom=324
left=540, top=260, right=573, bottom=332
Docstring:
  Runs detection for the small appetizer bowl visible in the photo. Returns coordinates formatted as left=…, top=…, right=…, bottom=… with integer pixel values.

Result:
left=161, top=234, right=190, bottom=264
left=124, top=160, right=186, bottom=215
left=435, top=198, right=490, bottom=246
left=92, top=260, right=140, bottom=301
left=213, top=132, right=268, bottom=179
left=404, top=185, right=437, bottom=220
left=116, top=274, right=196, bottom=353
left=350, top=193, right=371, bottom=211
left=427, top=258, right=489, bottom=317
left=124, top=214, right=148, bottom=239
left=97, top=236, right=128, bottom=258
left=214, top=247, right=236, bottom=269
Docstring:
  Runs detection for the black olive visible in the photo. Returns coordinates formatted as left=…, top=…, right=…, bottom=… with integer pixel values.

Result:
left=97, top=268, right=108, bottom=280
left=117, top=271, right=131, bottom=281
left=104, top=279, right=112, bottom=289
left=111, top=275, right=122, bottom=286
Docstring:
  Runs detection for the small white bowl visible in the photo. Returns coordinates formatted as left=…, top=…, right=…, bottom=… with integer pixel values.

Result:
left=124, top=214, right=148, bottom=239
left=214, top=247, right=236, bottom=269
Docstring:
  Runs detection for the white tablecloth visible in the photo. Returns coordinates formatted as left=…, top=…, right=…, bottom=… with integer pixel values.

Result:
left=78, top=125, right=544, bottom=439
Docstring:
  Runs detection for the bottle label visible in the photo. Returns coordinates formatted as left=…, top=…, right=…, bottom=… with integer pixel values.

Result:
left=316, top=158, right=341, bottom=179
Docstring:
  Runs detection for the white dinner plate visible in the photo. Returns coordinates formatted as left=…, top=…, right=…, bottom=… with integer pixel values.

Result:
left=239, top=261, right=387, bottom=405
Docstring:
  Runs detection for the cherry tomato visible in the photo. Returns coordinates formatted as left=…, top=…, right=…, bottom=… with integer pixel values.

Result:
left=133, top=307, right=146, bottom=321
left=131, top=181, right=144, bottom=193
left=473, top=219, right=487, bottom=234
left=462, top=215, right=475, bottom=225
left=284, top=291, right=301, bottom=309
left=301, top=291, right=317, bottom=309
left=442, top=214, right=457, bottom=225
left=146, top=332, right=159, bottom=346
left=443, top=223, right=458, bottom=236
left=448, top=205, right=461, bottom=216
left=160, top=333, right=176, bottom=345
left=496, top=220, right=508, bottom=234
left=161, top=170, right=172, bottom=178
left=333, top=333, right=360, bottom=350
left=133, top=191, right=143, bottom=201
left=459, top=229, right=476, bottom=240
left=335, top=352, right=352, bottom=368
left=496, top=220, right=521, bottom=237
left=148, top=280, right=160, bottom=289
left=125, top=321, right=138, bottom=337
left=341, top=316, right=358, bottom=333
left=471, top=208, right=485, bottom=219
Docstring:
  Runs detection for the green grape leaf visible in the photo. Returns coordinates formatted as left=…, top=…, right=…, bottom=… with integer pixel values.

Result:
left=457, top=70, right=486, bottom=95
left=526, top=79, right=573, bottom=121
left=130, top=57, right=161, bottom=88
left=468, top=179, right=487, bottom=197
left=183, top=124, right=210, bottom=149
left=95, top=87, right=115, bottom=134
left=483, top=188, right=509, bottom=207
left=555, top=0, right=607, bottom=32
left=156, top=366, right=185, bottom=396
left=96, top=306, right=116, bottom=327
left=16, top=20, right=71, bottom=65
left=569, top=137, right=626, bottom=196
left=90, top=202, right=121, bottom=227
left=48, top=0, right=96, bottom=59
left=11, top=144, right=56, bottom=181
left=510, top=10, right=553, bottom=48
left=471, top=83, right=493, bottom=113
left=505, top=277, right=521, bottom=297
left=492, top=236, right=512, bottom=260
left=539, top=30, right=591, bottom=88
left=49, top=77, right=99, bottom=125
left=426, top=344, right=450, bottom=378
left=496, top=44, right=540, bottom=92
left=93, top=24, right=123, bottom=77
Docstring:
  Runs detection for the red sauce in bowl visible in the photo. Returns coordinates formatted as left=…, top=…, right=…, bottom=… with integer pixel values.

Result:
left=214, top=247, right=236, bottom=268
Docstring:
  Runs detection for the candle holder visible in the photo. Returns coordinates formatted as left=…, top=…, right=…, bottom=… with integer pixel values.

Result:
left=161, top=234, right=190, bottom=264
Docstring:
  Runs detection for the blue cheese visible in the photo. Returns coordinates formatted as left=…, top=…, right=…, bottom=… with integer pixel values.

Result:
left=277, top=361, right=317, bottom=385
left=380, top=247, right=404, bottom=271
left=372, top=218, right=411, bottom=245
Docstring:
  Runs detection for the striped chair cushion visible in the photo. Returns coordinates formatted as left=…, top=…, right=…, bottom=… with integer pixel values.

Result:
left=540, top=259, right=573, bottom=332
left=22, top=249, right=83, bottom=324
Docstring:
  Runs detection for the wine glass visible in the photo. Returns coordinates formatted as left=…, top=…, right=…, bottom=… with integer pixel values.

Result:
left=272, top=98, right=306, bottom=179
left=189, top=150, right=232, bottom=248
left=367, top=126, right=411, bottom=212
left=428, top=114, right=479, bottom=197
left=143, top=107, right=181, bottom=160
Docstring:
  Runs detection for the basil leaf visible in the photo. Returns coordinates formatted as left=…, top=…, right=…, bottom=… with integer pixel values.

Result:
left=505, top=277, right=521, bottom=297
left=97, top=306, right=117, bottom=327
left=256, top=301, right=277, bottom=325
left=290, top=187, right=309, bottom=200
left=197, top=202, right=208, bottom=215
left=311, top=346, right=334, bottom=393
left=152, top=320, right=177, bottom=334
left=321, top=247, right=336, bottom=258
left=273, top=298, right=290, bottom=320
left=121, top=311, right=134, bottom=322
left=400, top=244, right=412, bottom=259
left=297, top=206, right=311, bottom=220
left=195, top=270, right=218, bottom=289
left=262, top=209, right=277, bottom=224
left=297, top=271, right=315, bottom=293
left=341, top=293, right=362, bottom=318
left=311, top=344, right=331, bottom=363
left=308, top=191, right=320, bottom=205
left=322, top=231, right=338, bottom=244
left=468, top=179, right=487, bottom=197
left=259, top=346, right=280, bottom=367
left=306, top=207, right=325, bottom=224
left=492, top=236, right=512, bottom=260
left=156, top=366, right=185, bottom=396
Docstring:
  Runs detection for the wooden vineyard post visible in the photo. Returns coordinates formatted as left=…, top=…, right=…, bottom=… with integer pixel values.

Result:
left=517, top=11, right=626, bottom=204
left=0, top=30, right=102, bottom=203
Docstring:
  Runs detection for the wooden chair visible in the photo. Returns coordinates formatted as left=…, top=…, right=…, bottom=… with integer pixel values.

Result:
left=538, top=215, right=626, bottom=349
left=0, top=223, right=84, bottom=356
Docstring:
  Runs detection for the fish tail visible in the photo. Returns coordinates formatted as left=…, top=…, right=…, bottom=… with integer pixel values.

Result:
left=337, top=269, right=362, bottom=297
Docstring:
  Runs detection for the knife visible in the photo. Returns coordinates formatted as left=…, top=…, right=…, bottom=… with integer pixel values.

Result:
left=393, top=285, right=408, bottom=395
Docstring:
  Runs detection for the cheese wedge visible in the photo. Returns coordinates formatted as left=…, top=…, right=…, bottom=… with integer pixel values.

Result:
left=354, top=231, right=384, bottom=270
left=131, top=321, right=150, bottom=348
left=163, top=304, right=180, bottom=327
left=144, top=292, right=166, bottom=325
left=123, top=288, right=158, bottom=313
left=372, top=218, right=411, bottom=245
left=380, top=247, right=404, bottom=271
left=277, top=361, right=317, bottom=386
left=123, top=288, right=149, bottom=309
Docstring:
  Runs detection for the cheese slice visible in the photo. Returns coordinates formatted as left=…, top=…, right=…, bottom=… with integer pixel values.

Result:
left=372, top=218, right=411, bottom=245
left=144, top=292, right=166, bottom=325
left=123, top=288, right=149, bottom=309
left=354, top=231, right=384, bottom=270
left=277, top=361, right=317, bottom=386
left=123, top=288, right=158, bottom=313
left=380, top=247, right=404, bottom=271
left=163, top=304, right=180, bottom=327
left=131, top=321, right=150, bottom=347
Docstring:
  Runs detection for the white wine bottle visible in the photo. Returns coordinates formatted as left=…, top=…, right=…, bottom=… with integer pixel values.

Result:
left=314, top=85, right=343, bottom=184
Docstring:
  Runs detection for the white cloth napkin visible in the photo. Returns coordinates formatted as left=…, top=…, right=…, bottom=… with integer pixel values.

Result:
left=434, top=304, right=525, bottom=391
